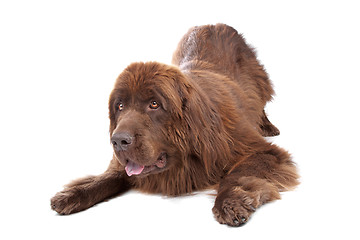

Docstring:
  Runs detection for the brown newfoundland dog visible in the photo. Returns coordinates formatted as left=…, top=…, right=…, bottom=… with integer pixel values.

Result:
left=51, top=24, right=299, bottom=226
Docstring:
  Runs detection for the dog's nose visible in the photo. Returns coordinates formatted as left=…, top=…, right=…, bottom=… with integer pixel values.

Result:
left=111, top=132, right=134, bottom=151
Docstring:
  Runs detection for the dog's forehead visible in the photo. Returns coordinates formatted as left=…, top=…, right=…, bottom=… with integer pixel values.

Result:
left=115, top=75, right=161, bottom=100
left=114, top=66, right=175, bottom=99
left=111, top=62, right=184, bottom=112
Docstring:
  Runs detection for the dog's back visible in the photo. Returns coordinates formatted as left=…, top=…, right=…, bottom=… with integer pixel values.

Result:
left=172, top=23, right=279, bottom=137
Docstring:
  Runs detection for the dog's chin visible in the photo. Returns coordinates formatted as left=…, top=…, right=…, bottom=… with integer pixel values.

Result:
left=117, top=152, right=168, bottom=177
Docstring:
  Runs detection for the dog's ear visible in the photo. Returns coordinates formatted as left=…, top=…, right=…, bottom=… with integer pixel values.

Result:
left=108, top=91, right=118, bottom=135
left=180, top=81, right=232, bottom=176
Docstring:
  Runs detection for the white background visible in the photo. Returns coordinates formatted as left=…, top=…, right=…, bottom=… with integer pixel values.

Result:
left=1, top=0, right=359, bottom=239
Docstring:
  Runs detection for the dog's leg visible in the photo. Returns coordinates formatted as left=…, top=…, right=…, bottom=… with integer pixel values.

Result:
left=260, top=110, right=280, bottom=137
left=51, top=170, right=130, bottom=215
left=212, top=146, right=299, bottom=226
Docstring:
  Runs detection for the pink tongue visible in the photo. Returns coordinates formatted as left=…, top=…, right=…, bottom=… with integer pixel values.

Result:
left=125, top=161, right=145, bottom=176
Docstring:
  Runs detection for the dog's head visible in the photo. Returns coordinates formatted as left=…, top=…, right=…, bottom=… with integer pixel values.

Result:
left=109, top=62, right=230, bottom=178
left=109, top=62, right=190, bottom=177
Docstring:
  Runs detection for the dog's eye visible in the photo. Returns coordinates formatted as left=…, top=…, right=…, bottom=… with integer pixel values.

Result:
left=118, top=103, right=124, bottom=111
left=149, top=101, right=160, bottom=110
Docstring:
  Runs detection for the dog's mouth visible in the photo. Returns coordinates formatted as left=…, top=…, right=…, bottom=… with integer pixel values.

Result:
left=125, top=152, right=167, bottom=177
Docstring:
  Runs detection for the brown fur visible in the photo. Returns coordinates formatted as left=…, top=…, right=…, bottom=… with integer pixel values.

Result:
left=51, top=24, right=299, bottom=226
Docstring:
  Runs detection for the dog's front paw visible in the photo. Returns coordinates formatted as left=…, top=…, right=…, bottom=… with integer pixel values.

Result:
left=51, top=187, right=84, bottom=215
left=212, top=191, right=258, bottom=227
